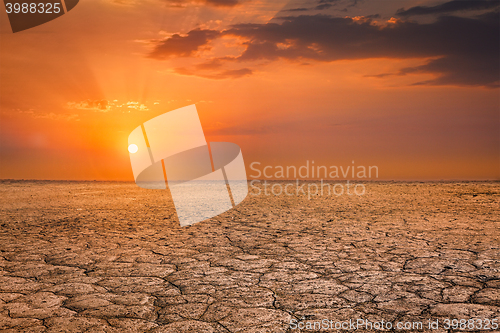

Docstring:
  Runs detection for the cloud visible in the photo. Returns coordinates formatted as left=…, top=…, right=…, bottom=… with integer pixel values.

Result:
left=163, top=0, right=239, bottom=7
left=148, top=29, right=220, bottom=59
left=66, top=100, right=111, bottom=112
left=223, top=12, right=499, bottom=86
left=173, top=67, right=253, bottom=79
left=201, top=0, right=239, bottom=6
left=123, top=101, right=150, bottom=111
left=396, top=0, right=500, bottom=17
left=66, top=100, right=152, bottom=111
left=147, top=7, right=499, bottom=87
left=224, top=14, right=496, bottom=61
left=404, top=54, right=500, bottom=88
left=314, top=0, right=339, bottom=10
left=112, top=0, right=240, bottom=7
left=285, top=7, right=309, bottom=12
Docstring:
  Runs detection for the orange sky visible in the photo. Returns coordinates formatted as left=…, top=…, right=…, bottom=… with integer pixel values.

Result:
left=0, top=0, right=499, bottom=180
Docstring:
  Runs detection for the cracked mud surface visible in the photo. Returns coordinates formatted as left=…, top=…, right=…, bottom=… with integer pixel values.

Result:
left=0, top=180, right=499, bottom=332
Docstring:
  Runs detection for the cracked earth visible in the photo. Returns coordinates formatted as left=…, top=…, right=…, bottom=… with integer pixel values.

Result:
left=0, top=180, right=499, bottom=332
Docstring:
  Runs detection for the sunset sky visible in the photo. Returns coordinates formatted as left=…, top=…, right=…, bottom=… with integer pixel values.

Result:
left=0, top=0, right=499, bottom=180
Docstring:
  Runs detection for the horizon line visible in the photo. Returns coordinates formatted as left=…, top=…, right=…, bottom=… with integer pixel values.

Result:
left=1, top=178, right=499, bottom=183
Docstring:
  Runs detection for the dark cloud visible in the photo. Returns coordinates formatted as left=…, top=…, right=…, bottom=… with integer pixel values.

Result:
left=226, top=14, right=495, bottom=59
left=405, top=54, right=500, bottom=87
left=201, top=0, right=239, bottom=6
left=221, top=13, right=499, bottom=87
left=283, top=0, right=343, bottom=11
left=174, top=67, right=253, bottom=79
left=285, top=7, right=309, bottom=12
left=159, top=0, right=239, bottom=7
left=315, top=3, right=332, bottom=10
left=148, top=29, right=220, bottom=59
left=193, top=58, right=224, bottom=70
left=113, top=0, right=240, bottom=7
left=365, top=53, right=500, bottom=88
left=148, top=8, right=499, bottom=86
left=396, top=0, right=500, bottom=17
left=314, top=0, right=338, bottom=10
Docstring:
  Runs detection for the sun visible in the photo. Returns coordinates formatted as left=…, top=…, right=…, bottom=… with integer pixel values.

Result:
left=128, top=144, right=138, bottom=153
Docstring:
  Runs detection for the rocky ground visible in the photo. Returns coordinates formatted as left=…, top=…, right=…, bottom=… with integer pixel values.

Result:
left=0, top=180, right=499, bottom=332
